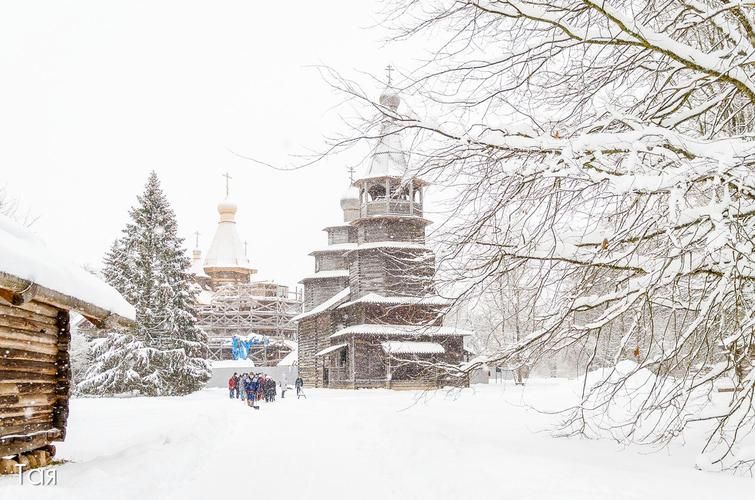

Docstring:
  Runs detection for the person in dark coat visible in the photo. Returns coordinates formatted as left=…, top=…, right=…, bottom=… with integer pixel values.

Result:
left=244, top=375, right=257, bottom=407
left=266, top=378, right=276, bottom=402
left=295, top=377, right=304, bottom=398
left=257, top=374, right=266, bottom=402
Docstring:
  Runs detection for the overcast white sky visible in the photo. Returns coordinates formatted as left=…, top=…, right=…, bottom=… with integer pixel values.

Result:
left=0, top=1, right=422, bottom=288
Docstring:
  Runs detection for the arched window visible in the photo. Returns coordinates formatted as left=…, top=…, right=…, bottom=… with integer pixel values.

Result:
left=394, top=185, right=410, bottom=201
left=367, top=184, right=386, bottom=201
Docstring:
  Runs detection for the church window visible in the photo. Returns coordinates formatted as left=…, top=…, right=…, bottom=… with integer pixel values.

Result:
left=367, top=184, right=386, bottom=201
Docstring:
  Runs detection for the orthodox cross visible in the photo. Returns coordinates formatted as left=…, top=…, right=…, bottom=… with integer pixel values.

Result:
left=222, top=171, right=232, bottom=198
left=194, top=231, right=200, bottom=249
left=385, top=64, right=394, bottom=85
left=348, top=166, right=356, bottom=183
left=244, top=240, right=248, bottom=257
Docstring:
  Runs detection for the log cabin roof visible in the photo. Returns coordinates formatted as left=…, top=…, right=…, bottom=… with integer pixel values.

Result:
left=314, top=343, right=348, bottom=357
left=348, top=214, right=432, bottom=226
left=330, top=324, right=472, bottom=338
left=0, top=214, right=134, bottom=325
left=308, top=243, right=358, bottom=255
left=291, top=287, right=350, bottom=322
left=338, top=293, right=451, bottom=309
left=381, top=341, right=445, bottom=355
left=342, top=241, right=431, bottom=255
left=298, top=269, right=350, bottom=282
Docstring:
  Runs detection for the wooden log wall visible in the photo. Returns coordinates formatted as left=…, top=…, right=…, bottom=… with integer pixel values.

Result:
left=355, top=219, right=425, bottom=244
left=297, top=314, right=335, bottom=387
left=297, top=318, right=318, bottom=385
left=384, top=248, right=436, bottom=296
left=362, top=304, right=443, bottom=326
left=348, top=251, right=385, bottom=296
left=349, top=336, right=468, bottom=389
left=348, top=248, right=435, bottom=298
left=303, top=277, right=349, bottom=311
left=327, top=226, right=355, bottom=245
left=0, top=300, right=69, bottom=458
left=315, top=253, right=347, bottom=272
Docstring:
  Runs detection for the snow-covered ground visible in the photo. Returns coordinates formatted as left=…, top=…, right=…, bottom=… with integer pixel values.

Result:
left=1, top=380, right=751, bottom=500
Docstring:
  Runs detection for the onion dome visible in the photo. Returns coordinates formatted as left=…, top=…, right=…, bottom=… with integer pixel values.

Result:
left=379, top=86, right=401, bottom=111
left=340, top=184, right=360, bottom=203
left=204, top=199, right=254, bottom=271
left=216, top=200, right=238, bottom=223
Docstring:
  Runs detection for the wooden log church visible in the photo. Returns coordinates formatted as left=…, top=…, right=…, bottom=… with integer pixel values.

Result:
left=295, top=85, right=472, bottom=390
left=0, top=215, right=133, bottom=471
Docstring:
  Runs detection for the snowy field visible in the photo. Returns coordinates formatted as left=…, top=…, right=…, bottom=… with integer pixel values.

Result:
left=1, top=380, right=752, bottom=500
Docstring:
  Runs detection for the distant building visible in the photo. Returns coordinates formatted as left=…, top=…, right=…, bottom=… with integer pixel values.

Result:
left=295, top=86, right=471, bottom=389
left=190, top=195, right=301, bottom=364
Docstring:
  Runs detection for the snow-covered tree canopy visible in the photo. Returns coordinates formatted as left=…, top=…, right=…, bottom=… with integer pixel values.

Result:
left=79, top=172, right=210, bottom=397
left=326, top=0, right=755, bottom=469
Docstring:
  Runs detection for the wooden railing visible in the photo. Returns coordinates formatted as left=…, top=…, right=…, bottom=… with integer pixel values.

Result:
left=361, top=200, right=422, bottom=218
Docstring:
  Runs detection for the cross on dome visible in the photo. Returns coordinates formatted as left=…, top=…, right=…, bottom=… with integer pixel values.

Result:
left=222, top=171, right=232, bottom=198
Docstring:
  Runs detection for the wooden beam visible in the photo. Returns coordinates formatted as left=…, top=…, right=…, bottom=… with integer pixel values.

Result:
left=0, top=431, right=59, bottom=458
left=0, top=272, right=133, bottom=328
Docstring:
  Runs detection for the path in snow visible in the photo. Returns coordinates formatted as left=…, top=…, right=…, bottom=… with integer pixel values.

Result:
left=0, top=381, right=751, bottom=500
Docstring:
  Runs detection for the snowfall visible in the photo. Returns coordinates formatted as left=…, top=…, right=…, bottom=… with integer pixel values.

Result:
left=1, top=380, right=753, bottom=500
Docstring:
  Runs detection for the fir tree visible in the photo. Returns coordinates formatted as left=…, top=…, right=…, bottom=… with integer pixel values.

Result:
left=79, top=171, right=211, bottom=396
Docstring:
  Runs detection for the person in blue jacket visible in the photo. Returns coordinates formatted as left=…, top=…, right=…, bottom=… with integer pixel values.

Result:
left=244, top=375, right=257, bottom=407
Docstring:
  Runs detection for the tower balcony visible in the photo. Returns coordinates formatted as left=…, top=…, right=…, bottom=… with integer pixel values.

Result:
left=360, top=199, right=423, bottom=218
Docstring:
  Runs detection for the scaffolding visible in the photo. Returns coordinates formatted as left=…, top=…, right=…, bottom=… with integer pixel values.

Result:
left=196, top=281, right=302, bottom=362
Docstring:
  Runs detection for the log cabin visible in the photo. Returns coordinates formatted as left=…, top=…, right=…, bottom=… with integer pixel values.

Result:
left=295, top=86, right=472, bottom=390
left=0, top=215, right=134, bottom=470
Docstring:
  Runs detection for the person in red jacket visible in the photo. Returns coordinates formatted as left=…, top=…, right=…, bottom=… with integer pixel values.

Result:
left=228, top=373, right=238, bottom=399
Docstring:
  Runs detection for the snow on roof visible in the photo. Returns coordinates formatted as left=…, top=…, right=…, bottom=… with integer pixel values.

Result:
left=190, top=257, right=209, bottom=278
left=195, top=289, right=214, bottom=305
left=331, top=323, right=472, bottom=338
left=338, top=293, right=451, bottom=309
left=277, top=349, right=298, bottom=366
left=203, top=200, right=255, bottom=271
left=343, top=241, right=430, bottom=254
left=460, top=355, right=489, bottom=371
left=299, top=269, right=350, bottom=281
left=291, top=287, right=350, bottom=322
left=278, top=339, right=298, bottom=350
left=315, top=343, right=348, bottom=357
left=0, top=214, right=135, bottom=321
left=321, top=224, right=351, bottom=231
left=309, top=243, right=358, bottom=254
left=382, top=341, right=445, bottom=355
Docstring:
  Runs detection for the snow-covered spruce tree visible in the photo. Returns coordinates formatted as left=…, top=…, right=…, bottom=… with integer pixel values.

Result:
left=76, top=329, right=161, bottom=396
left=79, top=171, right=210, bottom=396
left=326, top=1, right=755, bottom=470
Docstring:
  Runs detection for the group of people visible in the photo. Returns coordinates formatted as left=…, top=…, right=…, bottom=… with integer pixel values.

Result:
left=227, top=372, right=305, bottom=408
